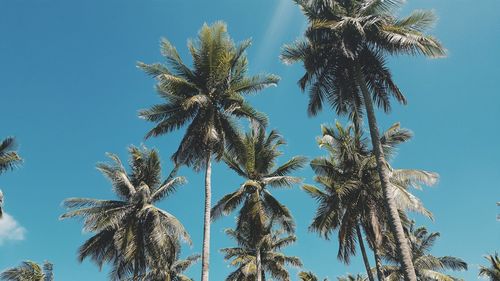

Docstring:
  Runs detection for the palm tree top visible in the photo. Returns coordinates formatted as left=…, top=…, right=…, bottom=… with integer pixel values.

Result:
left=479, top=253, right=500, bottom=281
left=281, top=0, right=446, bottom=118
left=139, top=22, right=279, bottom=169
left=1, top=260, right=54, bottom=281
left=0, top=137, right=22, bottom=175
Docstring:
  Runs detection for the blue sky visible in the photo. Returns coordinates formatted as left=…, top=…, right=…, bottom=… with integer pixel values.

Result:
left=0, top=0, right=499, bottom=280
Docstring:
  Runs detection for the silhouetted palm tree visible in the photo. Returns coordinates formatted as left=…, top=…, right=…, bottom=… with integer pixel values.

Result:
left=0, top=261, right=53, bottom=281
left=138, top=22, right=279, bottom=281
left=61, top=146, right=189, bottom=280
left=282, top=1, right=445, bottom=279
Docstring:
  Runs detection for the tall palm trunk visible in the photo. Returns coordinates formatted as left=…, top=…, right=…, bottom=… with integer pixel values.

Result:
left=256, top=245, right=262, bottom=281
left=357, top=224, right=375, bottom=281
left=355, top=64, right=417, bottom=281
left=373, top=245, right=385, bottom=281
left=201, top=152, right=212, bottom=281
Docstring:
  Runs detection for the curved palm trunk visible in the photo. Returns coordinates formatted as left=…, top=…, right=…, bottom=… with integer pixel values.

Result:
left=373, top=246, right=385, bottom=281
left=256, top=246, right=262, bottom=281
left=201, top=152, right=212, bottom=281
left=355, top=65, right=417, bottom=281
left=357, top=224, right=375, bottom=281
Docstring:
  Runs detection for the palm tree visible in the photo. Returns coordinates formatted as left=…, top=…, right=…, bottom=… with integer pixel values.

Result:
left=303, top=122, right=437, bottom=281
left=0, top=137, right=22, bottom=218
left=1, top=261, right=53, bottom=281
left=212, top=124, right=306, bottom=281
left=138, top=249, right=200, bottom=281
left=221, top=224, right=302, bottom=281
left=338, top=274, right=367, bottom=281
left=281, top=1, right=445, bottom=280
left=138, top=22, right=279, bottom=281
left=299, top=271, right=328, bottom=281
left=381, top=223, right=467, bottom=281
left=479, top=254, right=500, bottom=281
left=61, top=146, right=190, bottom=280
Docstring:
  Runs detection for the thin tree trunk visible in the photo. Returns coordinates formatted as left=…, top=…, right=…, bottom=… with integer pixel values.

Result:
left=357, top=224, right=375, bottom=281
left=256, top=245, right=262, bottom=281
left=201, top=152, right=212, bottom=281
left=373, top=245, right=385, bottom=281
left=355, top=64, right=417, bottom=281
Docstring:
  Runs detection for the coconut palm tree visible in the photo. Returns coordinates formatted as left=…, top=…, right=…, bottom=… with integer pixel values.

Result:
left=212, top=124, right=306, bottom=281
left=303, top=122, right=437, bottom=281
left=282, top=1, right=445, bottom=280
left=299, top=271, right=328, bottom=281
left=0, top=261, right=53, bottom=281
left=338, top=274, right=367, bottom=281
left=138, top=249, right=200, bottom=281
left=479, top=254, right=500, bottom=281
left=61, top=146, right=190, bottom=280
left=138, top=22, right=279, bottom=281
left=381, top=223, right=467, bottom=281
left=0, top=137, right=22, bottom=218
left=221, top=224, right=302, bottom=281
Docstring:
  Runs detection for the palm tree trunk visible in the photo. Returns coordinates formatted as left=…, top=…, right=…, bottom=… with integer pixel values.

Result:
left=355, top=64, right=417, bottom=281
left=357, top=224, right=375, bottom=281
left=201, top=151, right=212, bottom=281
left=373, top=245, right=385, bottom=281
left=256, top=246, right=262, bottom=281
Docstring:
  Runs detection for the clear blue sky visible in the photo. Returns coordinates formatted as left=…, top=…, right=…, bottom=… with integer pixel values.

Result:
left=0, top=0, right=499, bottom=280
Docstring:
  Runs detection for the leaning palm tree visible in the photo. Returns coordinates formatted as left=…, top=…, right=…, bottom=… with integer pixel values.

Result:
left=282, top=1, right=445, bottom=280
left=0, top=137, right=22, bottom=218
left=381, top=223, right=467, bottom=281
left=138, top=22, right=279, bottom=281
left=61, top=146, right=190, bottom=280
left=479, top=254, right=500, bottom=281
left=303, top=123, right=437, bottom=281
left=212, top=123, right=306, bottom=281
left=0, top=261, right=53, bottom=281
left=222, top=224, right=302, bottom=281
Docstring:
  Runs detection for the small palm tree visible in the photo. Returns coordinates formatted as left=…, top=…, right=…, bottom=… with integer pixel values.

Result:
left=138, top=22, right=279, bottom=281
left=222, top=224, right=302, bottom=281
left=0, top=137, right=22, bottom=218
left=479, top=253, right=500, bottom=281
left=212, top=124, right=306, bottom=281
left=0, top=261, right=53, bottom=281
left=282, top=1, right=445, bottom=280
left=61, top=146, right=190, bottom=280
left=299, top=271, right=328, bottom=281
left=337, top=274, right=367, bottom=281
left=381, top=223, right=467, bottom=281
left=303, top=123, right=436, bottom=281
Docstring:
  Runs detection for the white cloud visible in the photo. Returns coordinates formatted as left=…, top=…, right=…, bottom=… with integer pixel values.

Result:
left=0, top=213, right=26, bottom=245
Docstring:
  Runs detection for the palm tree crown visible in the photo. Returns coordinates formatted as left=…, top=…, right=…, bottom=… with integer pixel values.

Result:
left=212, top=124, right=307, bottom=234
left=381, top=222, right=467, bottom=281
left=221, top=224, right=302, bottom=281
left=304, top=123, right=437, bottom=262
left=139, top=22, right=279, bottom=169
left=61, top=146, right=190, bottom=280
left=0, top=137, right=22, bottom=218
left=479, top=254, right=500, bottom=281
left=0, top=261, right=53, bottom=281
left=281, top=0, right=445, bottom=119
